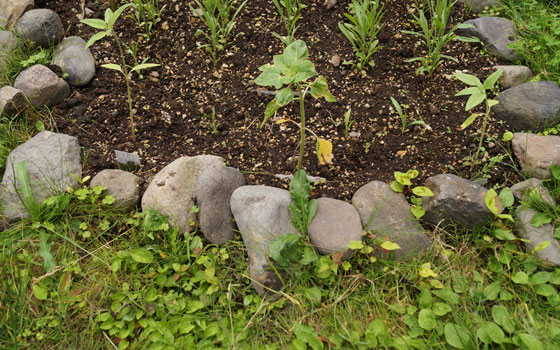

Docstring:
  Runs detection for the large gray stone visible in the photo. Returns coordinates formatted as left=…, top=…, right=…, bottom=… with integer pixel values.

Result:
left=511, top=178, right=555, bottom=207
left=423, top=174, right=501, bottom=229
left=457, top=17, right=518, bottom=61
left=52, top=36, right=96, bottom=87
left=13, top=64, right=70, bottom=107
left=493, top=65, right=533, bottom=89
left=512, top=133, right=560, bottom=179
left=0, top=30, right=17, bottom=56
left=459, top=0, right=501, bottom=13
left=0, top=0, right=34, bottom=30
left=0, top=86, right=27, bottom=115
left=493, top=82, right=560, bottom=131
left=351, top=181, right=431, bottom=260
left=1, top=131, right=81, bottom=221
left=90, top=169, right=141, bottom=211
left=15, top=9, right=62, bottom=47
left=141, top=155, right=244, bottom=244
left=230, top=185, right=297, bottom=295
left=307, top=197, right=363, bottom=259
left=515, top=208, right=560, bottom=266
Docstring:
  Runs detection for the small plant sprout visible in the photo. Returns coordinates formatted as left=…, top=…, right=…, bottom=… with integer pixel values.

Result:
left=191, top=0, right=248, bottom=65
left=338, top=0, right=384, bottom=71
left=272, top=0, right=307, bottom=46
left=204, top=107, right=220, bottom=134
left=390, top=97, right=425, bottom=134
left=127, top=0, right=166, bottom=39
left=254, top=40, right=336, bottom=171
left=390, top=169, right=434, bottom=219
left=81, top=4, right=160, bottom=142
left=454, top=68, right=503, bottom=170
left=343, top=108, right=354, bottom=138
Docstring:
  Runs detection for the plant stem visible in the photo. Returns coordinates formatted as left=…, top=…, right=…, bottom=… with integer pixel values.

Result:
left=112, top=31, right=136, bottom=142
left=472, top=101, right=490, bottom=171
left=297, top=84, right=305, bottom=171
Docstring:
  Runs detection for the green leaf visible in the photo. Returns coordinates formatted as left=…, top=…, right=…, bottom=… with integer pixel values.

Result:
left=380, top=241, right=400, bottom=251
left=80, top=18, right=108, bottom=29
left=530, top=271, right=551, bottom=285
left=276, top=87, right=294, bottom=106
left=101, top=63, right=124, bottom=73
left=493, top=228, right=517, bottom=241
left=455, top=86, right=480, bottom=97
left=255, top=65, right=284, bottom=89
left=310, top=76, right=336, bottom=102
left=483, top=281, right=501, bottom=301
left=347, top=240, right=364, bottom=250
left=535, top=284, right=556, bottom=297
left=390, top=181, right=404, bottom=192
left=454, top=72, right=482, bottom=87
left=477, top=322, right=505, bottom=344
left=109, top=4, right=131, bottom=28
left=460, top=113, right=478, bottom=129
left=487, top=99, right=499, bottom=108
left=485, top=189, right=500, bottom=216
left=518, top=333, right=543, bottom=350
left=129, top=63, right=160, bottom=74
left=268, top=233, right=303, bottom=268
left=445, top=323, right=472, bottom=349
left=410, top=205, right=425, bottom=219
left=499, top=188, right=514, bottom=208
left=289, top=170, right=316, bottom=235
left=32, top=285, right=48, bottom=300
left=38, top=232, right=56, bottom=273
left=84, top=31, right=108, bottom=49
left=432, top=302, right=452, bottom=316
left=390, top=97, right=403, bottom=116
left=484, top=69, right=504, bottom=90
left=511, top=271, right=529, bottom=284
left=465, top=91, right=486, bottom=111
left=394, top=171, right=412, bottom=186
left=129, top=248, right=153, bottom=264
left=285, top=40, right=309, bottom=61
left=530, top=212, right=552, bottom=227
left=418, top=289, right=433, bottom=309
left=492, top=305, right=515, bottom=333
left=412, top=186, right=434, bottom=197
left=261, top=99, right=281, bottom=127
left=533, top=240, right=551, bottom=252
left=186, top=300, right=205, bottom=313
left=433, top=290, right=460, bottom=305
left=502, top=131, right=514, bottom=141
left=418, top=309, right=436, bottom=331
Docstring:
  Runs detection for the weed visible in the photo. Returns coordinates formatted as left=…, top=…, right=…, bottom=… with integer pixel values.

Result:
left=390, top=96, right=425, bottom=134
left=343, top=108, right=354, bottom=138
left=203, top=107, right=220, bottom=134
left=271, top=0, right=307, bottom=46
left=390, top=169, right=434, bottom=218
left=126, top=0, right=166, bottom=39
left=338, top=0, right=384, bottom=71
left=254, top=40, right=336, bottom=170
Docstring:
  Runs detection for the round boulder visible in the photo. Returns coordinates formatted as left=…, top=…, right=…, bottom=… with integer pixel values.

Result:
left=14, top=64, right=70, bottom=107
left=90, top=169, right=142, bottom=211
left=52, top=36, right=96, bottom=87
left=15, top=8, right=63, bottom=47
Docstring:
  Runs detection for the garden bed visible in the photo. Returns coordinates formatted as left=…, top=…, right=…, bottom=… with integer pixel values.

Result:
left=41, top=0, right=518, bottom=199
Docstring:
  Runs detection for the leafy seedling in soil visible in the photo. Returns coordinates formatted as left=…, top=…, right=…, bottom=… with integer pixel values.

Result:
left=390, top=169, right=434, bottom=219
left=272, top=0, right=306, bottom=46
left=254, top=40, right=336, bottom=170
left=343, top=108, right=354, bottom=138
left=338, top=0, right=384, bottom=71
left=390, top=97, right=425, bottom=134
left=81, top=4, right=160, bottom=142
left=454, top=68, right=503, bottom=171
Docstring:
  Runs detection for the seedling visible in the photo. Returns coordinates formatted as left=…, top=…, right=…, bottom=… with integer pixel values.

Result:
left=454, top=69, right=503, bottom=170
left=271, top=0, right=306, bottom=46
left=81, top=4, right=160, bottom=142
left=204, top=107, right=220, bottom=134
left=390, top=169, right=434, bottom=219
left=338, top=0, right=384, bottom=71
left=127, top=0, right=166, bottom=39
left=403, top=0, right=477, bottom=75
left=343, top=108, right=354, bottom=138
left=390, top=97, right=425, bottom=134
left=254, top=40, right=336, bottom=170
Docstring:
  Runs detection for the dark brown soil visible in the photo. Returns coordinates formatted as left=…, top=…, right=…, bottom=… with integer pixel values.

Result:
left=42, top=0, right=520, bottom=199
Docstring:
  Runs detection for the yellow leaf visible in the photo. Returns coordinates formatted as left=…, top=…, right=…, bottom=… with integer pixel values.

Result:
left=429, top=279, right=444, bottom=289
left=317, top=138, right=333, bottom=165
left=419, top=262, right=438, bottom=278
left=158, top=250, right=168, bottom=259
left=274, top=116, right=290, bottom=124
left=380, top=241, right=401, bottom=251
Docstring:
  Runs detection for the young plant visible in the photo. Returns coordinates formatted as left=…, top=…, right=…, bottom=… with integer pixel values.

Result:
left=254, top=40, right=336, bottom=170
left=81, top=4, right=160, bottom=142
left=191, top=0, right=248, bottom=64
left=338, top=0, right=384, bottom=71
left=343, top=108, right=354, bottom=138
left=454, top=69, right=503, bottom=170
left=271, top=0, right=307, bottom=46
left=204, top=106, right=220, bottom=135
left=390, top=97, right=425, bottom=134
left=127, top=0, right=166, bottom=39
left=403, top=0, right=477, bottom=75
left=390, top=169, right=434, bottom=219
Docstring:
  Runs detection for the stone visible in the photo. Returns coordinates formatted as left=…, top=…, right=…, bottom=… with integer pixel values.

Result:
left=0, top=86, right=27, bottom=115
left=493, top=82, right=560, bottom=131
left=90, top=169, right=141, bottom=211
left=325, top=0, right=337, bottom=9
left=0, top=30, right=17, bottom=56
left=423, top=174, right=501, bottom=229
left=351, top=181, right=431, bottom=260
left=493, top=65, right=533, bottom=89
left=13, top=64, right=70, bottom=107
left=0, top=0, right=34, bottom=29
left=307, top=197, right=363, bottom=259
left=457, top=17, right=518, bottom=61
left=15, top=9, right=62, bottom=47
left=1, top=131, right=81, bottom=221
left=230, top=185, right=297, bottom=295
left=141, top=155, right=244, bottom=244
left=459, top=0, right=501, bottom=13
left=511, top=178, right=555, bottom=207
left=512, top=133, right=560, bottom=179
left=52, top=36, right=96, bottom=87
left=114, top=150, right=141, bottom=166
left=196, top=161, right=245, bottom=244
left=515, top=208, right=560, bottom=266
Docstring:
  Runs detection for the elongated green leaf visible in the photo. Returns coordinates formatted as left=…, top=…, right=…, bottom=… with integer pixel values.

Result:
left=33, top=285, right=48, bottom=300
left=109, top=4, right=131, bottom=29
left=487, top=99, right=499, bottom=108
left=310, top=76, right=336, bottom=102
left=80, top=18, right=107, bottom=30
left=101, top=63, right=123, bottom=73
left=455, top=86, right=480, bottom=97
left=412, top=186, right=434, bottom=197
left=129, top=63, right=160, bottom=74
left=460, top=113, right=479, bottom=129
left=289, top=170, right=315, bottom=234
left=484, top=69, right=504, bottom=90
left=39, top=232, right=56, bottom=273
left=84, top=31, right=108, bottom=49
left=492, top=305, right=515, bottom=333
left=129, top=248, right=153, bottom=264
left=445, top=323, right=472, bottom=349
left=485, top=189, right=500, bottom=216
left=454, top=72, right=482, bottom=87
left=390, top=97, right=403, bottom=116
left=260, top=99, right=280, bottom=127
left=465, top=91, right=486, bottom=110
